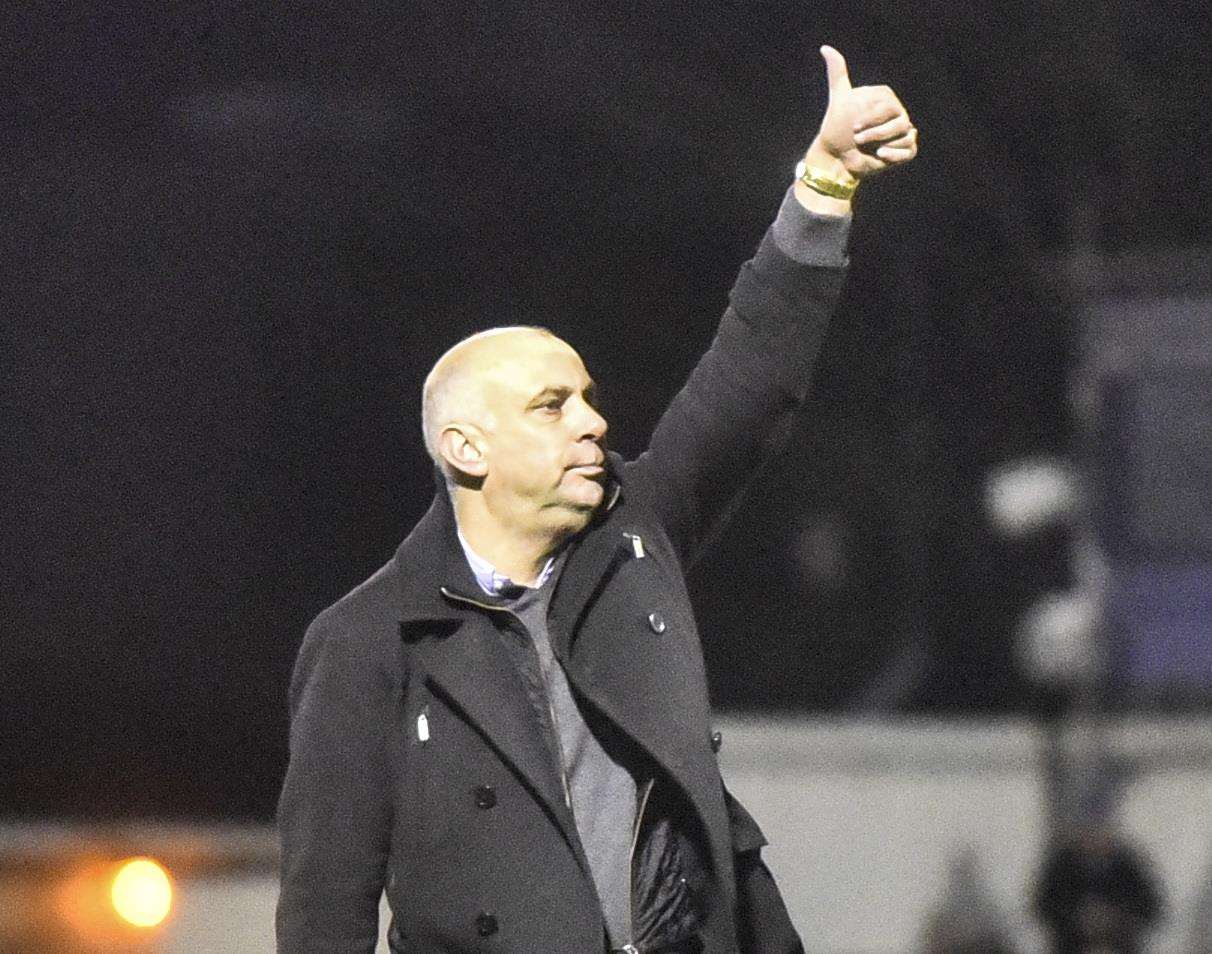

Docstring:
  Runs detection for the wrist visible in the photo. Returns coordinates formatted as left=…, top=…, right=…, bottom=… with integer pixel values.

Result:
left=792, top=178, right=852, bottom=217
left=802, top=139, right=857, bottom=187
left=792, top=140, right=856, bottom=215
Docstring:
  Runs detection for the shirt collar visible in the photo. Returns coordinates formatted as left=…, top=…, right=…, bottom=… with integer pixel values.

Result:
left=456, top=527, right=557, bottom=597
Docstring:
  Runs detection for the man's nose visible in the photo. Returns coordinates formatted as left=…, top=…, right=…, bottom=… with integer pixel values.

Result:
left=578, top=401, right=608, bottom=441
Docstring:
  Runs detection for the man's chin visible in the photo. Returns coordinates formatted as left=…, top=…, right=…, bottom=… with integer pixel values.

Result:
left=550, top=482, right=605, bottom=523
left=565, top=489, right=604, bottom=514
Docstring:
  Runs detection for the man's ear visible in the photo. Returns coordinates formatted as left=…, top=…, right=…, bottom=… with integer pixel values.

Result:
left=437, top=424, right=488, bottom=480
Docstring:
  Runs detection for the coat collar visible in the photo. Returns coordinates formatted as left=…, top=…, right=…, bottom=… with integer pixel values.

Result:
left=394, top=457, right=624, bottom=625
left=393, top=485, right=483, bottom=623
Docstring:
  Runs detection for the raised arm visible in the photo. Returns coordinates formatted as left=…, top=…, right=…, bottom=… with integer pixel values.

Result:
left=624, top=47, right=916, bottom=567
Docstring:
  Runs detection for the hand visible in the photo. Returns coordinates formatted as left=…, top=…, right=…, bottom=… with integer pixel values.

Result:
left=805, top=46, right=918, bottom=184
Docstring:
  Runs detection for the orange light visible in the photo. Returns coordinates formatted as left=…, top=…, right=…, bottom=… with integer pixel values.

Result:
left=55, top=854, right=175, bottom=946
left=109, top=857, right=173, bottom=928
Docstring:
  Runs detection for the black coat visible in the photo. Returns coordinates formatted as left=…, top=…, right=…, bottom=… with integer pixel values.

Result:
left=276, top=203, right=847, bottom=953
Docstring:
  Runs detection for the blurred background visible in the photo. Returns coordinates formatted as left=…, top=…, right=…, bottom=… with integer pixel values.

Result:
left=4, top=1, right=1210, bottom=951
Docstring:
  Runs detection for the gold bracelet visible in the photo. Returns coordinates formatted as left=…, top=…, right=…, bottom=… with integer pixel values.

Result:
left=795, top=159, right=858, bottom=201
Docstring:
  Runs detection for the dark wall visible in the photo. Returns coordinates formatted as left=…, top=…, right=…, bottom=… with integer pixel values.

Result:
left=4, top=1, right=1206, bottom=819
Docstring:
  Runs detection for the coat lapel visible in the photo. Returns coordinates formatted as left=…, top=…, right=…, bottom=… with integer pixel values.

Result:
left=549, top=508, right=720, bottom=838
left=394, top=490, right=585, bottom=865
left=411, top=610, right=583, bottom=859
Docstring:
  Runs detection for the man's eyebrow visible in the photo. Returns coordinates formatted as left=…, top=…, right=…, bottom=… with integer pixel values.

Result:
left=527, top=385, right=572, bottom=406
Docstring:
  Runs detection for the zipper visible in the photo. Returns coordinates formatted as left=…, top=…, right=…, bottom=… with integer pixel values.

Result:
left=440, top=586, right=573, bottom=809
left=439, top=586, right=513, bottom=614
left=626, top=777, right=656, bottom=951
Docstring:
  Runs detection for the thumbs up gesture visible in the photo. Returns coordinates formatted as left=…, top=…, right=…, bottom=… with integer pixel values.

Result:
left=803, top=46, right=917, bottom=191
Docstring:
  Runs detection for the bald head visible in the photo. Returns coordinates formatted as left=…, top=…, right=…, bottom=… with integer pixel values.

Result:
left=421, top=324, right=609, bottom=551
left=421, top=325, right=570, bottom=472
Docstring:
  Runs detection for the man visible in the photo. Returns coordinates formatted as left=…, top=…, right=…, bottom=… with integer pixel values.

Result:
left=277, top=46, right=916, bottom=954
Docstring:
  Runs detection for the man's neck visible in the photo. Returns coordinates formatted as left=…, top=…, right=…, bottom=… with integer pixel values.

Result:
left=452, top=491, right=564, bottom=587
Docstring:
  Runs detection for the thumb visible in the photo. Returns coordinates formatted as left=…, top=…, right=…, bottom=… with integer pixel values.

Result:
left=820, top=45, right=852, bottom=99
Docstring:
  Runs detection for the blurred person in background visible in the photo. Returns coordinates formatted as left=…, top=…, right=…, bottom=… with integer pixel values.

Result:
left=1034, top=782, right=1164, bottom=954
left=920, top=848, right=1018, bottom=954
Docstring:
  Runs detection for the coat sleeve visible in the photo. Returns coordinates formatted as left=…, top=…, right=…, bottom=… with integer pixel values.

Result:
left=276, top=610, right=395, bottom=954
left=623, top=188, right=850, bottom=569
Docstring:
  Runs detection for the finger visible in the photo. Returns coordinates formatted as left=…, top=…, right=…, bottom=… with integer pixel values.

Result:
left=852, top=99, right=904, bottom=132
left=876, top=142, right=917, bottom=162
left=854, top=115, right=913, bottom=145
left=820, top=45, right=852, bottom=99
left=875, top=128, right=917, bottom=151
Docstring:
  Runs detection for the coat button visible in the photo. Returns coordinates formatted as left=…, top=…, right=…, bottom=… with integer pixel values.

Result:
left=474, top=784, right=497, bottom=809
left=710, top=730, right=723, bottom=754
left=647, top=611, right=666, bottom=634
left=476, top=912, right=498, bottom=937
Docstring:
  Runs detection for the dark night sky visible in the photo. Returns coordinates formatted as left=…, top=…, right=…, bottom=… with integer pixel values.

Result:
left=4, top=1, right=1209, bottom=819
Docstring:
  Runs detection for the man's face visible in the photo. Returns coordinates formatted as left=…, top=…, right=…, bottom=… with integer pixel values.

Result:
left=474, top=334, right=609, bottom=531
